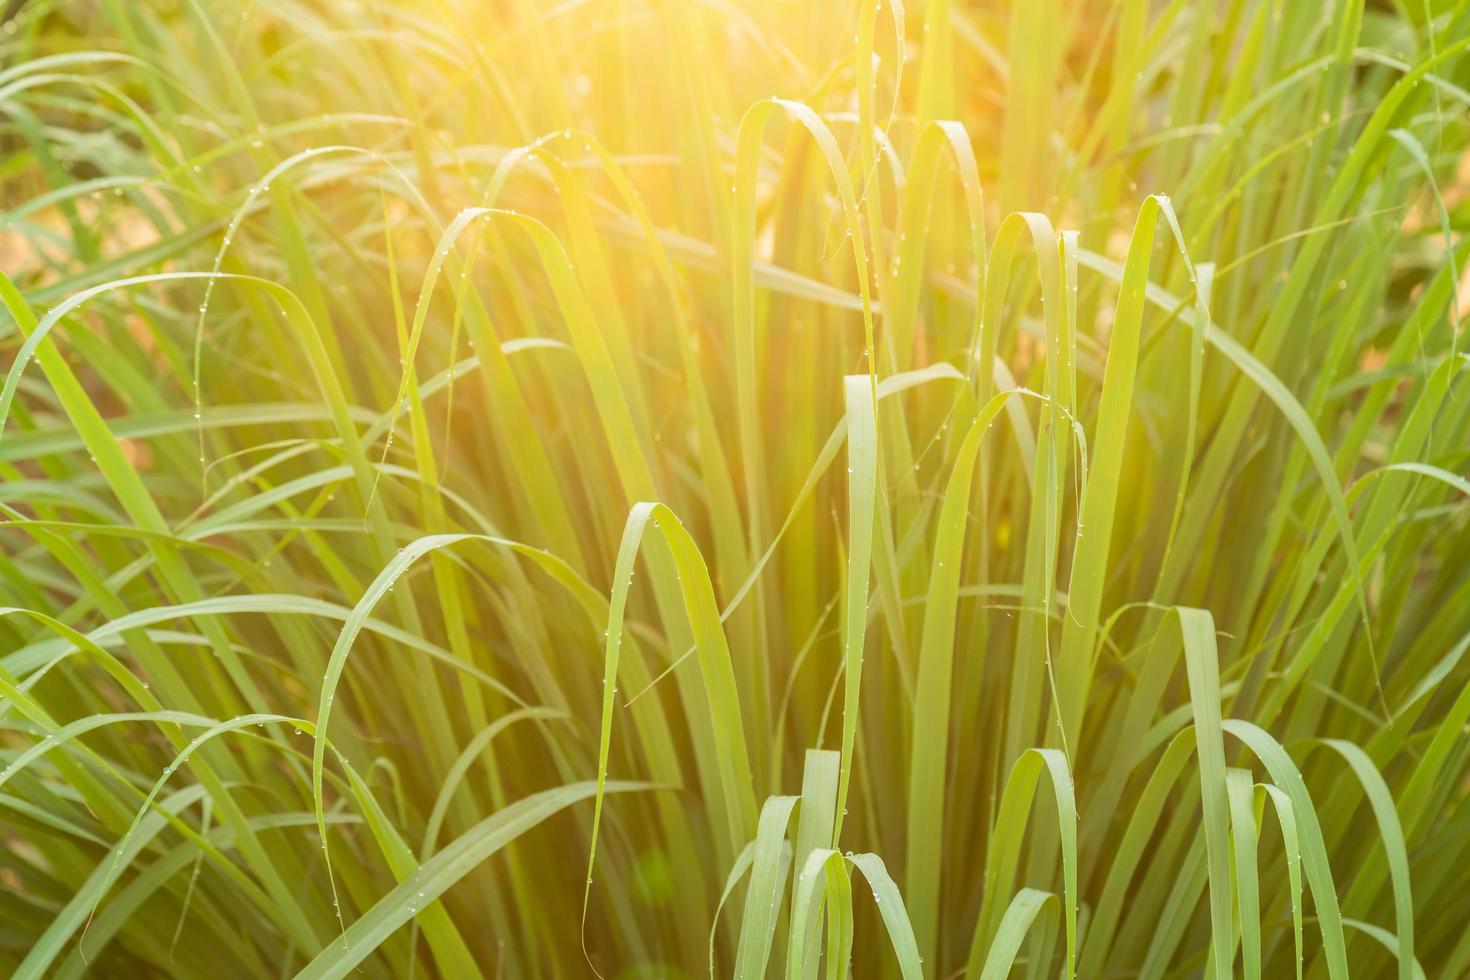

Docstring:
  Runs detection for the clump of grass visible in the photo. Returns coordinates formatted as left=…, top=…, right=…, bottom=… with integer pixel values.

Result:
left=2, top=0, right=1469, bottom=976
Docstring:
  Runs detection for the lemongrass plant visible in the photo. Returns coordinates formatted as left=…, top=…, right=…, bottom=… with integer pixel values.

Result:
left=2, top=0, right=1469, bottom=976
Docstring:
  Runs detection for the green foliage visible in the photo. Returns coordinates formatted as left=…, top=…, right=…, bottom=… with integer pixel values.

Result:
left=1, top=0, right=1469, bottom=976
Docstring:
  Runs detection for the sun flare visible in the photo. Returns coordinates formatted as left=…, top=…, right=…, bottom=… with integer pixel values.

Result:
left=2, top=1, right=1469, bottom=977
